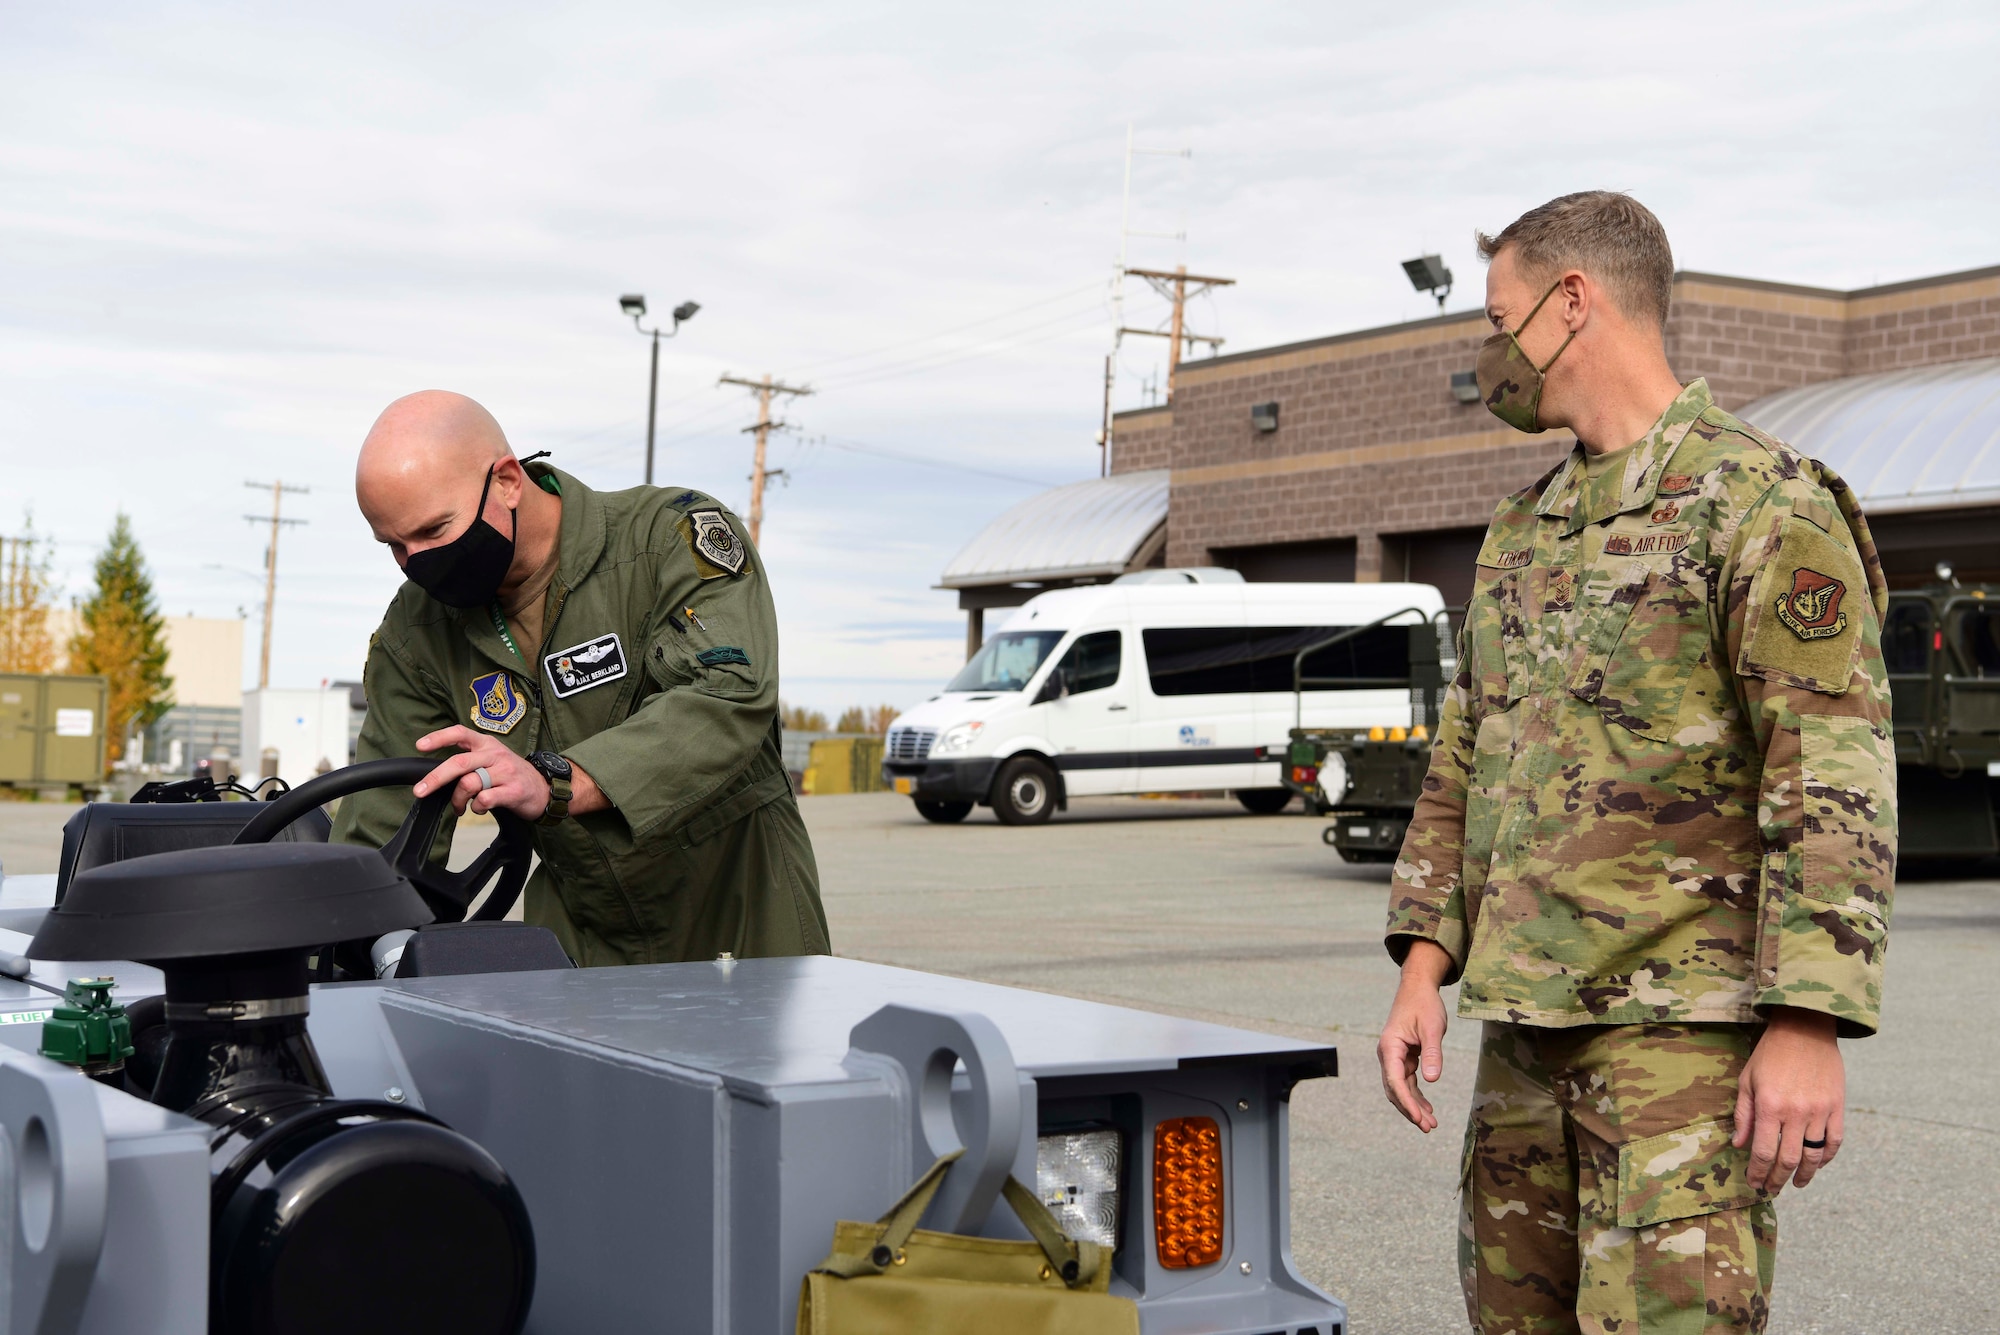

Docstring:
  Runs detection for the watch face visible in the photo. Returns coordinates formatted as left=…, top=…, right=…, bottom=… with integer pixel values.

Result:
left=532, top=751, right=572, bottom=780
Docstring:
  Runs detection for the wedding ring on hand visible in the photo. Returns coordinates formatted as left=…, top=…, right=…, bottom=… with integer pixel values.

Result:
left=1802, top=1136, right=1827, bottom=1149
left=475, top=766, right=494, bottom=792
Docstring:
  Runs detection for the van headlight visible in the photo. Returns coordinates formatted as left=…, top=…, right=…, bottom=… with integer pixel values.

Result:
left=1036, top=1128, right=1121, bottom=1249
left=935, top=722, right=984, bottom=755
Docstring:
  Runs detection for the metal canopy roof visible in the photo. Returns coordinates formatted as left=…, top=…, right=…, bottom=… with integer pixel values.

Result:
left=1740, top=357, right=2000, bottom=513
left=940, top=468, right=1169, bottom=588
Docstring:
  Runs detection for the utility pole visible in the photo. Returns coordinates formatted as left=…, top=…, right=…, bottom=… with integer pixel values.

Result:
left=717, top=374, right=812, bottom=545
left=1103, top=128, right=1193, bottom=457
left=241, top=480, right=309, bottom=689
left=1120, top=265, right=1235, bottom=400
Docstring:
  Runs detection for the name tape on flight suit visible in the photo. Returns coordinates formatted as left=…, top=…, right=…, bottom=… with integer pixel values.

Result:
left=545, top=632, right=629, bottom=698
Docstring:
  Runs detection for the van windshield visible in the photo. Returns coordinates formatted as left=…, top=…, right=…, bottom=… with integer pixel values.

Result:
left=946, top=630, right=1066, bottom=692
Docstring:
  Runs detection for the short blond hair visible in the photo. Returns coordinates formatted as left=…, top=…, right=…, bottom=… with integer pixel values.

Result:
left=1476, top=191, right=1674, bottom=330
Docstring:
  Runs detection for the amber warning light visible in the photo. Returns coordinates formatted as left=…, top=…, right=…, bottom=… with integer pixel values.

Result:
left=1153, top=1116, right=1224, bottom=1268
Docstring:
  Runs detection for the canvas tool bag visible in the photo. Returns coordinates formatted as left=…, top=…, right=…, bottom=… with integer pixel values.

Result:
left=797, top=1148, right=1139, bottom=1335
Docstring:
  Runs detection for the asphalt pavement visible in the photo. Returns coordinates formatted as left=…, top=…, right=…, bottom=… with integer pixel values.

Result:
left=802, top=792, right=2000, bottom=1335
left=4, top=791, right=1993, bottom=1332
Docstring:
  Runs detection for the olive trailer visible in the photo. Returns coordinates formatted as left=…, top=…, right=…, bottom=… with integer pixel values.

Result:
left=882, top=569, right=1447, bottom=824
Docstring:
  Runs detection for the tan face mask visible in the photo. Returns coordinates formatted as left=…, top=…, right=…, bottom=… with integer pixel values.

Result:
left=1475, top=278, right=1576, bottom=433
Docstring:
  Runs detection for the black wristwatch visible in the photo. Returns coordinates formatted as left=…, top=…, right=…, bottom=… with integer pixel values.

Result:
left=528, top=752, right=573, bottom=826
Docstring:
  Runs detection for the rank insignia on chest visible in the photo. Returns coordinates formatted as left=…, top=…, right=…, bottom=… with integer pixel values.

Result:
left=1649, top=501, right=1681, bottom=524
left=545, top=632, right=629, bottom=699
left=688, top=509, right=746, bottom=577
left=1775, top=567, right=1849, bottom=640
left=1543, top=568, right=1575, bottom=612
left=469, top=671, right=527, bottom=734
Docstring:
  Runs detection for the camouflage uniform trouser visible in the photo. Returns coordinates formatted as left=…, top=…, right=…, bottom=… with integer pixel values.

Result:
left=1461, top=1022, right=1778, bottom=1335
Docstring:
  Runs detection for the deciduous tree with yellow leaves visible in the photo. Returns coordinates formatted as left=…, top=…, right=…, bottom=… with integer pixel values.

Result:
left=0, top=516, right=62, bottom=674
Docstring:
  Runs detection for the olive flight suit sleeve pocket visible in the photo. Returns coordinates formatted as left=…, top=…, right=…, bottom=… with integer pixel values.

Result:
left=564, top=504, right=782, bottom=841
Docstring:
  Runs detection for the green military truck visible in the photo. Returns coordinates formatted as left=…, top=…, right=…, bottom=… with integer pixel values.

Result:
left=1282, top=577, right=2000, bottom=863
left=1281, top=609, right=1454, bottom=863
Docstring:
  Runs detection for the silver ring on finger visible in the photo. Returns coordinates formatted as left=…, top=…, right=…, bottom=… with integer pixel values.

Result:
left=475, top=766, right=493, bottom=792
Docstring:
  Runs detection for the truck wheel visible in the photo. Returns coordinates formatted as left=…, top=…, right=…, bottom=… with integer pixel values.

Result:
left=1236, top=788, right=1294, bottom=815
left=991, top=757, right=1057, bottom=826
left=914, top=799, right=973, bottom=824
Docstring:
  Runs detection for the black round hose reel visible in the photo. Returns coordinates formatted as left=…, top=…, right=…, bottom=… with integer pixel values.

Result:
left=32, top=842, right=536, bottom=1335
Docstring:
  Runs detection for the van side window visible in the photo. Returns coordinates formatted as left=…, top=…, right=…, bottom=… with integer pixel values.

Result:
left=1143, top=625, right=1410, bottom=696
left=1054, top=630, right=1122, bottom=694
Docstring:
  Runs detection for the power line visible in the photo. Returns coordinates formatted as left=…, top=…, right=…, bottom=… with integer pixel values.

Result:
left=783, top=280, right=1106, bottom=376
left=809, top=434, right=1064, bottom=489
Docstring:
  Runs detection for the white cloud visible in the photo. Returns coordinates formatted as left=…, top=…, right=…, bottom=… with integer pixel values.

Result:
left=3, top=0, right=1994, bottom=712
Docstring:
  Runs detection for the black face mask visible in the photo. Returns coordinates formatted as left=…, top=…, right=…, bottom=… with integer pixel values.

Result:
left=403, top=462, right=517, bottom=609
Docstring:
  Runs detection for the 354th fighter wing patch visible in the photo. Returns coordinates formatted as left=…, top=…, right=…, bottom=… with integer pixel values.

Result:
left=687, top=509, right=746, bottom=578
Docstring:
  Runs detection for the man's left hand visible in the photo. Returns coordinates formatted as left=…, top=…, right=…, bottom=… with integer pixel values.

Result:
left=413, top=725, right=550, bottom=820
left=1734, top=1007, right=1845, bottom=1192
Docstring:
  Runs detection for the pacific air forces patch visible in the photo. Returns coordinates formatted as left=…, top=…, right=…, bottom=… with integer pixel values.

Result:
left=470, top=671, right=526, bottom=734
left=688, top=509, right=746, bottom=578
left=1776, top=567, right=1849, bottom=640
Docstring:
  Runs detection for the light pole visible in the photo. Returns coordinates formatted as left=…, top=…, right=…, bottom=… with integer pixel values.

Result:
left=619, top=294, right=701, bottom=485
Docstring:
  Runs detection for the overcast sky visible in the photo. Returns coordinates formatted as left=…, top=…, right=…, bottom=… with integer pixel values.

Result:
left=4, top=0, right=1995, bottom=715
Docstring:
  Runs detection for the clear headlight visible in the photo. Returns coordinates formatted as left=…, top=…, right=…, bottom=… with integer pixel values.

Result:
left=934, top=722, right=984, bottom=754
left=1317, top=750, right=1349, bottom=805
left=1036, top=1128, right=1121, bottom=1250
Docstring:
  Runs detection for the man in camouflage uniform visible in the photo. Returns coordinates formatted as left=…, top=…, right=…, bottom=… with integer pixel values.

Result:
left=1377, top=193, right=1893, bottom=1334
left=333, top=390, right=830, bottom=966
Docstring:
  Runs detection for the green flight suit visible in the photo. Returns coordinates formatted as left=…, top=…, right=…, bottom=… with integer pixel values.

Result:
left=331, top=463, right=831, bottom=967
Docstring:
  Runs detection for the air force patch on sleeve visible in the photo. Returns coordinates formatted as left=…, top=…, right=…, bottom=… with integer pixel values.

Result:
left=688, top=509, right=746, bottom=577
left=470, top=671, right=527, bottom=733
left=545, top=632, right=628, bottom=698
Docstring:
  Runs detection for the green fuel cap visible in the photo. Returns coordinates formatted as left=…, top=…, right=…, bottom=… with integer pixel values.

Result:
left=40, top=977, right=136, bottom=1075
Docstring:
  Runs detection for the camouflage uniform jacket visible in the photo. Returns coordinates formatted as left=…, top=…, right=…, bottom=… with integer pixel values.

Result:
left=1385, top=380, right=1895, bottom=1037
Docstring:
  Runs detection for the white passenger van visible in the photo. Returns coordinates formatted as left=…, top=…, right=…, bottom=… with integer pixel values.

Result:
left=882, top=569, right=1446, bottom=823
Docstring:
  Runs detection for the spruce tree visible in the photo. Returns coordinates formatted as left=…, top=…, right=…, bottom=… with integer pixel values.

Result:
left=68, top=514, right=175, bottom=767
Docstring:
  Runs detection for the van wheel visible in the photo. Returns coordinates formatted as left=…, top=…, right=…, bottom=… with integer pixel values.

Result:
left=1236, top=788, right=1294, bottom=815
left=914, top=800, right=973, bottom=824
left=991, top=757, right=1057, bottom=826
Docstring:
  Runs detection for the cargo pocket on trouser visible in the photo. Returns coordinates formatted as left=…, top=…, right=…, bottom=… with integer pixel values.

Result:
left=1579, top=1117, right=1774, bottom=1335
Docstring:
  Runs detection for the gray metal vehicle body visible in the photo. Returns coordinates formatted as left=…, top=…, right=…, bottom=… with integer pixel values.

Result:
left=1884, top=579, right=2000, bottom=857
left=0, top=848, right=1346, bottom=1333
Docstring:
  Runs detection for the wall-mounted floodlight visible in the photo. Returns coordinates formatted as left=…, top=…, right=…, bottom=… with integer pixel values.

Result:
left=1449, top=370, right=1480, bottom=404
left=1402, top=255, right=1453, bottom=311
left=620, top=294, right=647, bottom=318
left=1251, top=402, right=1280, bottom=432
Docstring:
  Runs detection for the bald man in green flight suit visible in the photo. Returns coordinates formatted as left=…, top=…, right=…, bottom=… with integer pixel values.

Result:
left=332, top=389, right=831, bottom=967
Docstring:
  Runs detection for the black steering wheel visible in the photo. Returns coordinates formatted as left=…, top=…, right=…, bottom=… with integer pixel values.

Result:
left=233, top=757, right=534, bottom=925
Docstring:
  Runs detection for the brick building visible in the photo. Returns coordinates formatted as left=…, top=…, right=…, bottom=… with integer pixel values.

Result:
left=941, top=263, right=2000, bottom=648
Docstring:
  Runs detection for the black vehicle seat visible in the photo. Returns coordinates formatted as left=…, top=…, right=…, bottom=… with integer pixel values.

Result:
left=393, top=922, right=575, bottom=978
left=55, top=802, right=331, bottom=905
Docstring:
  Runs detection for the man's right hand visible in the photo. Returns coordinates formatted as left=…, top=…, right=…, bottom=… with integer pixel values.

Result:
left=1377, top=939, right=1454, bottom=1133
